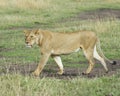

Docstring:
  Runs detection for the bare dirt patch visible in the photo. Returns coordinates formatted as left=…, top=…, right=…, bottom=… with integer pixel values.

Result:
left=61, top=8, right=120, bottom=22
left=0, top=46, right=14, bottom=52
left=0, top=60, right=120, bottom=79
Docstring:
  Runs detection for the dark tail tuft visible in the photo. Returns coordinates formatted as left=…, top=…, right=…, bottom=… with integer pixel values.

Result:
left=112, top=61, right=117, bottom=65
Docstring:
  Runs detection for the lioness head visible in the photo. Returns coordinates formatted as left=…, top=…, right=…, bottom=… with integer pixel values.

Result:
left=24, top=29, right=40, bottom=48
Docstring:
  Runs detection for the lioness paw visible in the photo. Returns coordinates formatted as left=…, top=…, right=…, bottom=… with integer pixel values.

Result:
left=31, top=71, right=40, bottom=77
left=82, top=72, right=90, bottom=75
left=57, top=70, right=64, bottom=75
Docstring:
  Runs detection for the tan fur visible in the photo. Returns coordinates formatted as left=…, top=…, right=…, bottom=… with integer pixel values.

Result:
left=24, top=29, right=110, bottom=77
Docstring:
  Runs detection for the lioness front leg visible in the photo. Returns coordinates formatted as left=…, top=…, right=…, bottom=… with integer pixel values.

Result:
left=53, top=56, right=64, bottom=75
left=33, top=53, right=50, bottom=77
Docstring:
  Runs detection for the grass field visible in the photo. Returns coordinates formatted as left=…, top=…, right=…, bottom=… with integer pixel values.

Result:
left=0, top=0, right=120, bottom=96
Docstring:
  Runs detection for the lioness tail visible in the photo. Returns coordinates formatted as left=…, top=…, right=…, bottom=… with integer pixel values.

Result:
left=96, top=39, right=116, bottom=65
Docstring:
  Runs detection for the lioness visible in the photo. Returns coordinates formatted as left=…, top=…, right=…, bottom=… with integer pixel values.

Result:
left=24, top=29, right=116, bottom=76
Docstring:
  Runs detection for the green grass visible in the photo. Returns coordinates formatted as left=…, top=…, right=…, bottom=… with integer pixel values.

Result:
left=0, top=0, right=120, bottom=96
left=0, top=0, right=120, bottom=29
left=0, top=74, right=120, bottom=96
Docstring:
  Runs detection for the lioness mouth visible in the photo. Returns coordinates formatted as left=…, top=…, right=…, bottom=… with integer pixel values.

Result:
left=26, top=44, right=32, bottom=48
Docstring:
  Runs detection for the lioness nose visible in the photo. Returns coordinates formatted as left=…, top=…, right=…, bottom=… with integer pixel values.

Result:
left=26, top=41, right=29, bottom=44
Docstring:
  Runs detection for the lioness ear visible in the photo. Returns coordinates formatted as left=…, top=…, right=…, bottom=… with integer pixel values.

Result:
left=34, top=29, right=40, bottom=35
left=24, top=30, right=29, bottom=35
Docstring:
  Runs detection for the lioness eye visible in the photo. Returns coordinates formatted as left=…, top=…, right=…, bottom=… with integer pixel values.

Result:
left=30, top=36, right=33, bottom=38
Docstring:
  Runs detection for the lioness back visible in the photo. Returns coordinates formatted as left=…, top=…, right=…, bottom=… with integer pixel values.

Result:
left=49, top=31, right=97, bottom=52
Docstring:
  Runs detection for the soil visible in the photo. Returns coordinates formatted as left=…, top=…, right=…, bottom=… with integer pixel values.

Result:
left=61, top=8, right=120, bottom=22
left=0, top=46, right=14, bottom=52
left=0, top=60, right=120, bottom=79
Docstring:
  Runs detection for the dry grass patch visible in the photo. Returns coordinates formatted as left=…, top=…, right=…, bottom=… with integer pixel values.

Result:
left=0, top=0, right=51, bottom=10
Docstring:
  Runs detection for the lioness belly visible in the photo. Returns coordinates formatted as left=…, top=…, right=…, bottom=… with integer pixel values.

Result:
left=51, top=48, right=80, bottom=55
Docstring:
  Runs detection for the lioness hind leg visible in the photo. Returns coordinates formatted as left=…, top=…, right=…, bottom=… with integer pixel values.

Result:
left=53, top=56, right=64, bottom=75
left=93, top=45, right=108, bottom=72
left=84, top=49, right=95, bottom=74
